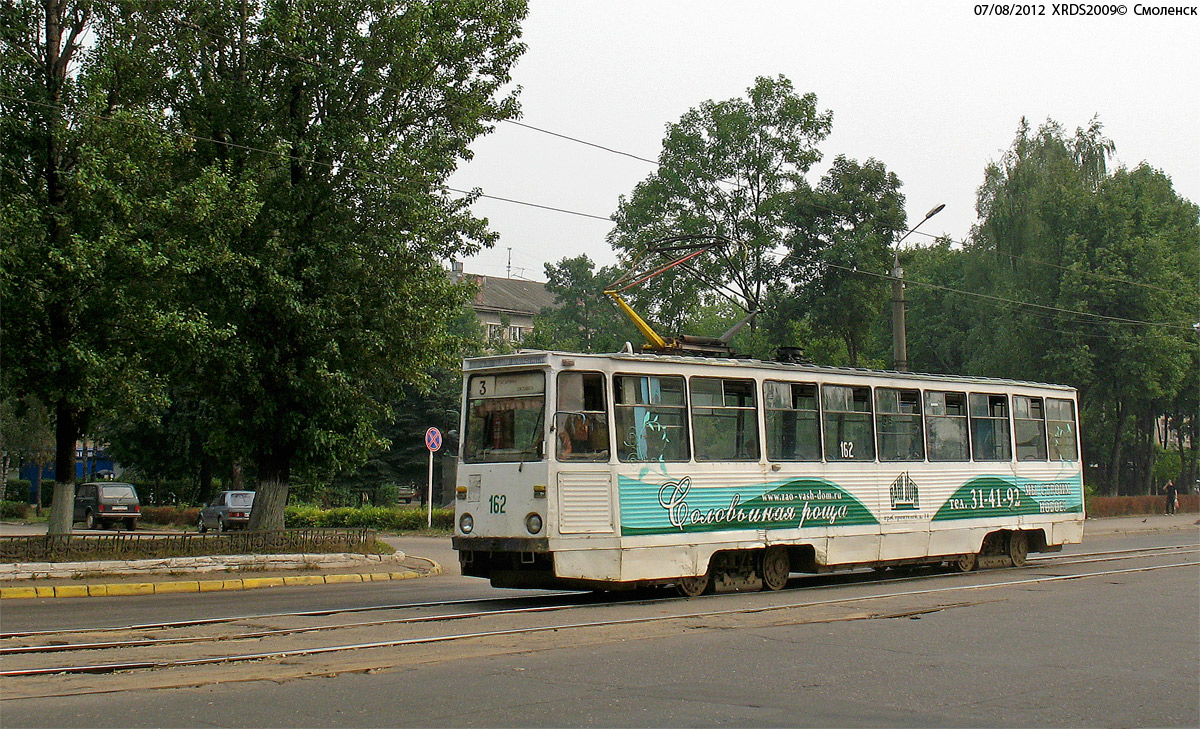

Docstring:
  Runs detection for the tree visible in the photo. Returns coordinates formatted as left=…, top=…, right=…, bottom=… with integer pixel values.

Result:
left=608, top=75, right=832, bottom=335
left=153, top=0, right=528, bottom=529
left=0, top=395, right=55, bottom=510
left=523, top=255, right=638, bottom=353
left=964, top=118, right=1198, bottom=494
left=901, top=237, right=973, bottom=375
left=781, top=155, right=906, bottom=366
left=0, top=1, right=247, bottom=532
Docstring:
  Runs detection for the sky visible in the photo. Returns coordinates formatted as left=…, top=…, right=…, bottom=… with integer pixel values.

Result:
left=448, top=0, right=1199, bottom=282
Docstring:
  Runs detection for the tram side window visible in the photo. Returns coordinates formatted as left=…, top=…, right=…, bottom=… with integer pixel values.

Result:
left=969, top=393, right=1012, bottom=461
left=925, top=391, right=969, bottom=461
left=1046, top=397, right=1079, bottom=461
left=1013, top=395, right=1048, bottom=461
left=822, top=385, right=875, bottom=461
left=764, top=381, right=821, bottom=461
left=876, top=388, right=924, bottom=461
left=555, top=372, right=610, bottom=462
left=614, top=375, right=689, bottom=462
left=464, top=372, right=546, bottom=463
left=691, top=377, right=759, bottom=461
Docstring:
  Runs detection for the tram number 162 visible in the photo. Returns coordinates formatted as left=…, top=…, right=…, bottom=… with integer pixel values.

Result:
left=488, top=494, right=507, bottom=514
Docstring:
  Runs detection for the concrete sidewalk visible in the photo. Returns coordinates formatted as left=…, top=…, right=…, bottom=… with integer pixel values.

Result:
left=0, top=550, right=442, bottom=600
left=1083, top=512, right=1200, bottom=536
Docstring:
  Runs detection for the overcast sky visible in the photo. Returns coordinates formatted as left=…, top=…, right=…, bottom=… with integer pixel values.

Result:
left=448, top=0, right=1198, bottom=282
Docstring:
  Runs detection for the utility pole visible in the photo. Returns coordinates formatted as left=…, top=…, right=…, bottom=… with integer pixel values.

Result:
left=891, top=260, right=908, bottom=372
left=892, top=204, right=945, bottom=372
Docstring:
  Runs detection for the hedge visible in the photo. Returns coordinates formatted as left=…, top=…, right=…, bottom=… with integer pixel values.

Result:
left=1086, top=494, right=1198, bottom=517
left=285, top=505, right=454, bottom=531
left=139, top=506, right=202, bottom=527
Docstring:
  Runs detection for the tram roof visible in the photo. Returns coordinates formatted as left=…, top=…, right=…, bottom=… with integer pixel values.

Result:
left=462, top=350, right=1075, bottom=393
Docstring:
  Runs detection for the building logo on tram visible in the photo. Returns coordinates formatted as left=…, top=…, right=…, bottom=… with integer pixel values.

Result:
left=889, top=473, right=920, bottom=511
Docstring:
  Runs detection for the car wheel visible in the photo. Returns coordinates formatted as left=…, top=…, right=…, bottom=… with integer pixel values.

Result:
left=198, top=516, right=207, bottom=534
left=84, top=510, right=96, bottom=530
left=125, top=518, right=137, bottom=531
left=216, top=517, right=225, bottom=533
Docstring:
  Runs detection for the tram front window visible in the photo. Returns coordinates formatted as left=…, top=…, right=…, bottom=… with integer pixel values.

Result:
left=556, top=372, right=610, bottom=461
left=464, top=372, right=546, bottom=463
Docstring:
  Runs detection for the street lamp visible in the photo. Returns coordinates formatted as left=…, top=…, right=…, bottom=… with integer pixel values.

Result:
left=892, top=203, right=945, bottom=372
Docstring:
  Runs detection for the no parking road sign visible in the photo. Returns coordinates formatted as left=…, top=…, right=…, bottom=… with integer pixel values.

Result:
left=423, top=427, right=442, bottom=528
left=425, top=427, right=442, bottom=452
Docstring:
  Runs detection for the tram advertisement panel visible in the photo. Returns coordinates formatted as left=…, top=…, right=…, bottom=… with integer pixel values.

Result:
left=618, top=475, right=878, bottom=536
left=932, top=474, right=1084, bottom=521
left=618, top=472, right=1083, bottom=537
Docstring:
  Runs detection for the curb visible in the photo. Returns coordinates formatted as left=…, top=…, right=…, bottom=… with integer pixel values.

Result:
left=0, top=560, right=442, bottom=600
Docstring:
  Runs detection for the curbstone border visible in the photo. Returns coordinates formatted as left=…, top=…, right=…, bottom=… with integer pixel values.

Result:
left=0, top=561, right=441, bottom=600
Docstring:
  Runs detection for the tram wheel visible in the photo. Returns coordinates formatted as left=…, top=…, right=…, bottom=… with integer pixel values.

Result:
left=760, top=546, right=790, bottom=591
left=1008, top=531, right=1028, bottom=567
left=675, top=572, right=713, bottom=597
left=954, top=553, right=978, bottom=573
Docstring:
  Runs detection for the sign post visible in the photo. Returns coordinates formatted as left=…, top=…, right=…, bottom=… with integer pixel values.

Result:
left=424, top=427, right=442, bottom=528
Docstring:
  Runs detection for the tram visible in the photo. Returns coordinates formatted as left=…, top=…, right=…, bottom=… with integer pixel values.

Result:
left=451, top=350, right=1085, bottom=595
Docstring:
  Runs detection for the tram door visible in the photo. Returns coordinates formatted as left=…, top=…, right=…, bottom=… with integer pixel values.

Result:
left=554, top=372, right=615, bottom=535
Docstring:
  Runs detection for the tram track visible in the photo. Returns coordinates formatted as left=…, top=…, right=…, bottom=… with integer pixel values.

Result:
left=2, top=542, right=1191, bottom=651
left=3, top=542, right=1189, bottom=644
left=2, top=542, right=1195, bottom=680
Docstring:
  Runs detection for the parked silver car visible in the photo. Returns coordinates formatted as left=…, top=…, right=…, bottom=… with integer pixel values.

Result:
left=198, top=490, right=255, bottom=532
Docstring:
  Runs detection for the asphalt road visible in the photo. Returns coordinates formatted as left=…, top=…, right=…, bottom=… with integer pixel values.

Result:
left=2, top=526, right=1196, bottom=728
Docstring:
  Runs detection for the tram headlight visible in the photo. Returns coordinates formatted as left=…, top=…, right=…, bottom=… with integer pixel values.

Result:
left=525, top=512, right=543, bottom=535
left=459, top=513, right=474, bottom=534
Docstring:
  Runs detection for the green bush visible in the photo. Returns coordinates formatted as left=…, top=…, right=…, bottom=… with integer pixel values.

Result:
left=0, top=501, right=28, bottom=519
left=4, top=479, right=32, bottom=503
left=284, top=504, right=453, bottom=531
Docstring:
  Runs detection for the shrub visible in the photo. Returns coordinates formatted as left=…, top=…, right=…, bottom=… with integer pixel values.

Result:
left=4, top=479, right=32, bottom=503
left=284, top=504, right=453, bottom=531
left=0, top=501, right=28, bottom=519
left=139, top=506, right=201, bottom=527
left=1087, top=494, right=1198, bottom=517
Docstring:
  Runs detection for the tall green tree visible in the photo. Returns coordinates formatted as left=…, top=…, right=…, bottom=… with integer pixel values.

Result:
left=522, top=255, right=637, bottom=353
left=0, top=0, right=247, bottom=532
left=781, top=155, right=906, bottom=366
left=155, top=0, right=528, bottom=528
left=608, top=75, right=832, bottom=335
left=964, top=118, right=1198, bottom=493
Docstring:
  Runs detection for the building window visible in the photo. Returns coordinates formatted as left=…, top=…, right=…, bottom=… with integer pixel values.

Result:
left=487, top=323, right=504, bottom=341
left=509, top=325, right=524, bottom=342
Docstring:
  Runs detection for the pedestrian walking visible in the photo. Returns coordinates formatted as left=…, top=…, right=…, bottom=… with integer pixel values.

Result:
left=1165, top=480, right=1179, bottom=515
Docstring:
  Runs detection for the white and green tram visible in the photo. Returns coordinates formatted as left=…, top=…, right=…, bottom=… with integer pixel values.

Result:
left=452, top=350, right=1084, bottom=595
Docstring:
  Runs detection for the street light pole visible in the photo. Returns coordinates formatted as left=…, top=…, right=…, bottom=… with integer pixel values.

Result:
left=892, top=203, right=945, bottom=372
